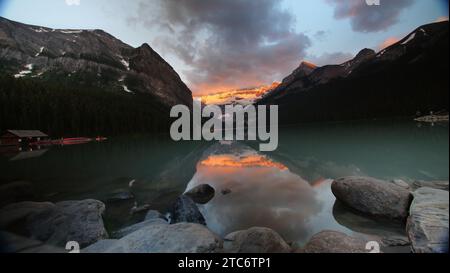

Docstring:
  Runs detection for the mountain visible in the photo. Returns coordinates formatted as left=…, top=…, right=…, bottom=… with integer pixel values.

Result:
left=0, top=17, right=192, bottom=108
left=0, top=17, right=193, bottom=136
left=259, top=21, right=449, bottom=124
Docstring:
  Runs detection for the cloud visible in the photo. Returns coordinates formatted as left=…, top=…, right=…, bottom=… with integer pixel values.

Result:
left=307, top=52, right=354, bottom=66
left=65, top=0, right=80, bottom=6
left=128, top=0, right=311, bottom=94
left=313, top=30, right=330, bottom=41
left=435, top=16, right=449, bottom=22
left=378, top=37, right=400, bottom=51
left=326, top=0, right=415, bottom=32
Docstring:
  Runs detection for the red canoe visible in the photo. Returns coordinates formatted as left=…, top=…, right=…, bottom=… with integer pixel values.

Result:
left=31, top=137, right=107, bottom=147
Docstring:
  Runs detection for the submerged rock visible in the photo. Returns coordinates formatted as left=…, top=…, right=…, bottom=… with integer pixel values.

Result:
left=104, top=223, right=223, bottom=253
left=407, top=187, right=449, bottom=253
left=107, top=190, right=135, bottom=202
left=0, top=181, right=35, bottom=208
left=0, top=201, right=54, bottom=229
left=0, top=199, right=108, bottom=248
left=170, top=196, right=205, bottom=225
left=301, top=231, right=370, bottom=253
left=412, top=180, right=449, bottom=191
left=331, top=177, right=412, bottom=221
left=0, top=231, right=65, bottom=253
left=185, top=184, right=215, bottom=204
left=223, top=227, right=291, bottom=253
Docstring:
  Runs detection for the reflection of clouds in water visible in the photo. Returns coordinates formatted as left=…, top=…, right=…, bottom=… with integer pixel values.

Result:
left=185, top=142, right=353, bottom=245
left=269, top=152, right=366, bottom=183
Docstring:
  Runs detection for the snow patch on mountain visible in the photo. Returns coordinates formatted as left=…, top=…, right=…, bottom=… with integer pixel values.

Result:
left=122, top=85, right=134, bottom=93
left=59, top=30, right=83, bottom=34
left=35, top=47, right=44, bottom=57
left=32, top=27, right=50, bottom=33
left=118, top=56, right=130, bottom=71
left=14, top=64, right=33, bottom=78
left=402, top=33, right=416, bottom=45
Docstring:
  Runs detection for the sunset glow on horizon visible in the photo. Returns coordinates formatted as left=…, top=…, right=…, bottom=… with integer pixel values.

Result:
left=196, top=82, right=281, bottom=105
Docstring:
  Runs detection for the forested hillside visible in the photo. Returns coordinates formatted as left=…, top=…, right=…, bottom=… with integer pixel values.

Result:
left=0, top=76, right=171, bottom=137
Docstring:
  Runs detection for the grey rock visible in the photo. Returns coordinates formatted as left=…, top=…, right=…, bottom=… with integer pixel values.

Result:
left=412, top=180, right=449, bottom=191
left=145, top=210, right=168, bottom=221
left=407, top=187, right=449, bottom=253
left=185, top=184, right=215, bottom=204
left=381, top=235, right=411, bottom=247
left=30, top=199, right=108, bottom=248
left=0, top=199, right=108, bottom=248
left=331, top=176, right=412, bottom=221
left=130, top=204, right=151, bottom=215
left=223, top=227, right=291, bottom=253
left=112, top=218, right=168, bottom=238
left=0, top=231, right=64, bottom=253
left=0, top=181, right=35, bottom=208
left=0, top=201, right=55, bottom=229
left=302, top=231, right=370, bottom=253
left=82, top=239, right=119, bottom=253
left=391, top=179, right=411, bottom=190
left=332, top=201, right=407, bottom=238
left=170, top=195, right=205, bottom=225
left=106, top=223, right=223, bottom=253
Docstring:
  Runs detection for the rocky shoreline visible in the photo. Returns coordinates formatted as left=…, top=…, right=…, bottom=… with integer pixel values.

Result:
left=0, top=177, right=448, bottom=253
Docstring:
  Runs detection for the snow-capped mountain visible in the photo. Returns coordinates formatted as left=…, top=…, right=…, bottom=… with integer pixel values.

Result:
left=258, top=21, right=449, bottom=124
left=0, top=16, right=192, bottom=108
left=197, top=82, right=280, bottom=106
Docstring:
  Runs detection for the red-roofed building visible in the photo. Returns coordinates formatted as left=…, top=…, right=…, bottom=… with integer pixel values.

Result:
left=0, top=130, right=49, bottom=146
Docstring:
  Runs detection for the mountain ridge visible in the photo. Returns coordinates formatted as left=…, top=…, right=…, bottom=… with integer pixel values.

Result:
left=0, top=16, right=192, bottom=108
left=258, top=21, right=449, bottom=124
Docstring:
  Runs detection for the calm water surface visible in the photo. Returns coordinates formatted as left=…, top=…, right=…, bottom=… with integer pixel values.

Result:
left=1, top=120, right=448, bottom=247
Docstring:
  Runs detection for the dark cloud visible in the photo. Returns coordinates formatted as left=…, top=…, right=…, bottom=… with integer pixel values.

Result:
left=313, top=30, right=329, bottom=41
left=326, top=0, right=415, bottom=33
left=308, top=52, right=354, bottom=66
left=128, top=0, right=311, bottom=93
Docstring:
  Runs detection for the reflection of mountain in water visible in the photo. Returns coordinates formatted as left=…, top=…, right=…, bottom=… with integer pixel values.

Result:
left=250, top=120, right=449, bottom=182
left=185, top=142, right=352, bottom=245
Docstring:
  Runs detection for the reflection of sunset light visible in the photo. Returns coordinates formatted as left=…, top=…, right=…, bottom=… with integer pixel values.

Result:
left=310, top=178, right=328, bottom=188
left=199, top=154, right=288, bottom=170
left=196, top=82, right=280, bottom=105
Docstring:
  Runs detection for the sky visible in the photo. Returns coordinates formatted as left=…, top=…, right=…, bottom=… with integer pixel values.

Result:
left=0, top=0, right=448, bottom=95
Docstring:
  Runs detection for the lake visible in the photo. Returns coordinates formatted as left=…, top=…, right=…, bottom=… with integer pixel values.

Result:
left=0, top=119, right=448, bottom=249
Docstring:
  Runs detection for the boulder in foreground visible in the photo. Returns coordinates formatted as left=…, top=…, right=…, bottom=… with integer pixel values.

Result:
left=407, top=187, right=449, bottom=253
left=301, top=231, right=371, bottom=253
left=0, top=231, right=65, bottom=253
left=170, top=195, right=206, bottom=225
left=103, top=223, right=223, bottom=253
left=224, top=227, right=291, bottom=253
left=0, top=199, right=108, bottom=248
left=412, top=180, right=449, bottom=191
left=331, top=177, right=412, bottom=221
left=0, top=181, right=35, bottom=208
